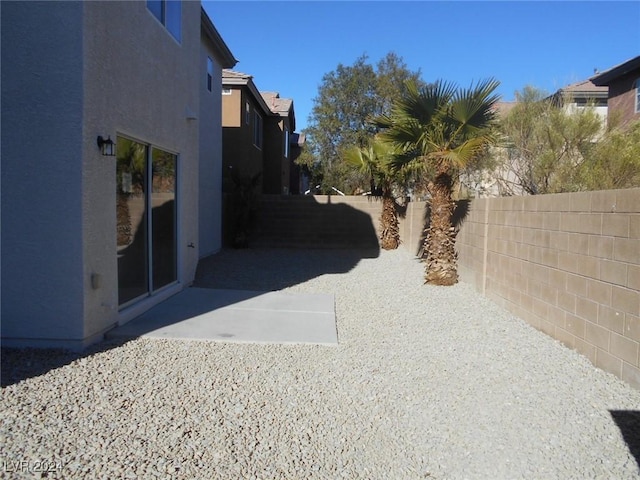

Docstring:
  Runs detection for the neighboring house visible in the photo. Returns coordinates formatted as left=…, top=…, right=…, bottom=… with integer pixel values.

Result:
left=260, top=92, right=297, bottom=195
left=550, top=79, right=608, bottom=123
left=221, top=70, right=274, bottom=191
left=289, top=132, right=308, bottom=194
left=221, top=71, right=302, bottom=195
left=591, top=55, right=640, bottom=127
left=1, top=2, right=236, bottom=349
left=461, top=80, right=609, bottom=198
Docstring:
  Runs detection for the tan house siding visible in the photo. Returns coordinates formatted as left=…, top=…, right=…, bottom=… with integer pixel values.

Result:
left=222, top=88, right=265, bottom=190
left=221, top=75, right=299, bottom=196
left=263, top=117, right=291, bottom=194
left=222, top=89, right=241, bottom=127
left=591, top=56, right=640, bottom=128
left=607, top=72, right=640, bottom=126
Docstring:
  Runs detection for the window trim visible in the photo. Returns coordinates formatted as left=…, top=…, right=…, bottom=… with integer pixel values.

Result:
left=253, top=112, right=263, bottom=149
left=115, top=133, right=180, bottom=309
left=222, top=88, right=232, bottom=95
left=635, top=78, right=640, bottom=114
left=206, top=57, right=213, bottom=92
left=284, top=128, right=290, bottom=159
left=147, top=0, right=181, bottom=43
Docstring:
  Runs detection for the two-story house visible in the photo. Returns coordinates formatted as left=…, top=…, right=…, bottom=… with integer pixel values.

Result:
left=221, top=71, right=300, bottom=195
left=221, top=70, right=273, bottom=192
left=550, top=79, right=608, bottom=123
left=591, top=55, right=640, bottom=128
left=1, top=2, right=236, bottom=349
left=260, top=92, right=297, bottom=195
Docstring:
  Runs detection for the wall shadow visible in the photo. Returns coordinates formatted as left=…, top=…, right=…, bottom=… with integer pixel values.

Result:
left=1, top=338, right=130, bottom=388
left=199, top=195, right=380, bottom=290
left=610, top=410, right=640, bottom=470
left=195, top=247, right=377, bottom=292
left=248, top=194, right=381, bottom=251
left=2, top=197, right=380, bottom=386
left=117, top=199, right=176, bottom=305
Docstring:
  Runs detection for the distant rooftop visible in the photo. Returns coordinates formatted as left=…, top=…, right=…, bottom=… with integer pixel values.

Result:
left=260, top=92, right=293, bottom=116
left=222, top=69, right=252, bottom=80
left=557, top=79, right=607, bottom=97
left=591, top=55, right=640, bottom=85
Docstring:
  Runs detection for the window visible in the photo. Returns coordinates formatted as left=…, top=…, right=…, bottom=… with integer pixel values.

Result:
left=147, top=0, right=181, bottom=42
left=636, top=78, right=640, bottom=113
left=284, top=128, right=290, bottom=158
left=254, top=112, right=263, bottom=149
left=206, top=57, right=213, bottom=92
left=245, top=102, right=250, bottom=125
left=222, top=88, right=232, bottom=95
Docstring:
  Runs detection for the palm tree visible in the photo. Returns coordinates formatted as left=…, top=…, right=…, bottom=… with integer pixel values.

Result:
left=377, top=79, right=500, bottom=285
left=344, top=137, right=405, bottom=250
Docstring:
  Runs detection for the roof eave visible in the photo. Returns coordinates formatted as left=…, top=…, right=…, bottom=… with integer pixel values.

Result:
left=222, top=80, right=274, bottom=116
left=591, top=56, right=640, bottom=86
left=201, top=7, right=238, bottom=69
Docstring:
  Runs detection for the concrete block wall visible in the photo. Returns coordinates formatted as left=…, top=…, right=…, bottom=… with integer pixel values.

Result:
left=250, top=195, right=381, bottom=249
left=457, top=188, right=640, bottom=389
left=239, top=195, right=428, bottom=252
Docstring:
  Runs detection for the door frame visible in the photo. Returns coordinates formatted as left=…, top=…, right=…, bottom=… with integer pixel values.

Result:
left=115, top=133, right=181, bottom=313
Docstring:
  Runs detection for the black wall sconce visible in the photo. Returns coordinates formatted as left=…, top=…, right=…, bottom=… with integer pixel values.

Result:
left=97, top=135, right=116, bottom=157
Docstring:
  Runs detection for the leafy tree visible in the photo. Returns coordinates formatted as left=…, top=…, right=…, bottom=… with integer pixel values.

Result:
left=344, top=137, right=406, bottom=249
left=377, top=79, right=500, bottom=285
left=494, top=86, right=604, bottom=195
left=302, top=53, right=423, bottom=193
left=578, top=119, right=640, bottom=190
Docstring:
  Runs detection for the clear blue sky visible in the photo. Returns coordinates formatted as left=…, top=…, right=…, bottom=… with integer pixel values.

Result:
left=203, top=1, right=640, bottom=132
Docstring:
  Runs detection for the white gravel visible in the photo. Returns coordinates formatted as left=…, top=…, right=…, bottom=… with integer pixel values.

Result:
left=2, top=248, right=640, bottom=479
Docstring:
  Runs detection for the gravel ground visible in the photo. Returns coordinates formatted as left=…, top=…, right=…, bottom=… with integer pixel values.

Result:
left=2, top=248, right=640, bottom=479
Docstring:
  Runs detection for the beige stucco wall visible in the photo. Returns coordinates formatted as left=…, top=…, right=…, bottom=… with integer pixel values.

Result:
left=81, top=1, right=202, bottom=342
left=199, top=29, right=226, bottom=258
left=222, top=89, right=241, bottom=127
left=222, top=88, right=264, bottom=191
left=456, top=189, right=640, bottom=389
left=263, top=118, right=289, bottom=194
left=2, top=1, right=86, bottom=344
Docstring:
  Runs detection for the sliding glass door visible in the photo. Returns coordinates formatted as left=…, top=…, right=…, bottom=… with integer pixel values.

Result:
left=116, top=136, right=177, bottom=307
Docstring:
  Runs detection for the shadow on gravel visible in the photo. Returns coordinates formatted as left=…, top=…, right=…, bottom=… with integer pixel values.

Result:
left=2, top=249, right=378, bottom=387
left=1, top=338, right=130, bottom=388
left=2, top=199, right=380, bottom=387
left=610, top=410, right=640, bottom=470
left=194, top=248, right=379, bottom=291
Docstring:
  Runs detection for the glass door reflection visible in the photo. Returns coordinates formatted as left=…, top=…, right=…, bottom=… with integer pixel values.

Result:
left=116, top=137, right=177, bottom=307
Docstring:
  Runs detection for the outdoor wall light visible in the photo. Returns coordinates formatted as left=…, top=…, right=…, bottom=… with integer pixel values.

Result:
left=97, top=135, right=116, bottom=156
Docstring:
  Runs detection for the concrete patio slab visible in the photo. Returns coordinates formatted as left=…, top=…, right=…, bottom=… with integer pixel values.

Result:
left=106, top=288, right=337, bottom=345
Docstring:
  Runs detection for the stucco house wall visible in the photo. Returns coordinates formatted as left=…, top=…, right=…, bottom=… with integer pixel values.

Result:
left=1, top=1, right=235, bottom=349
left=199, top=13, right=236, bottom=257
left=81, top=0, right=203, bottom=343
left=263, top=117, right=290, bottom=194
left=221, top=86, right=267, bottom=190
left=1, top=1, right=86, bottom=342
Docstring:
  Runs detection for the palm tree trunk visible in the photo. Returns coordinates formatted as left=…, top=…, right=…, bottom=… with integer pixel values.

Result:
left=379, top=191, right=400, bottom=250
left=424, top=172, right=458, bottom=285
